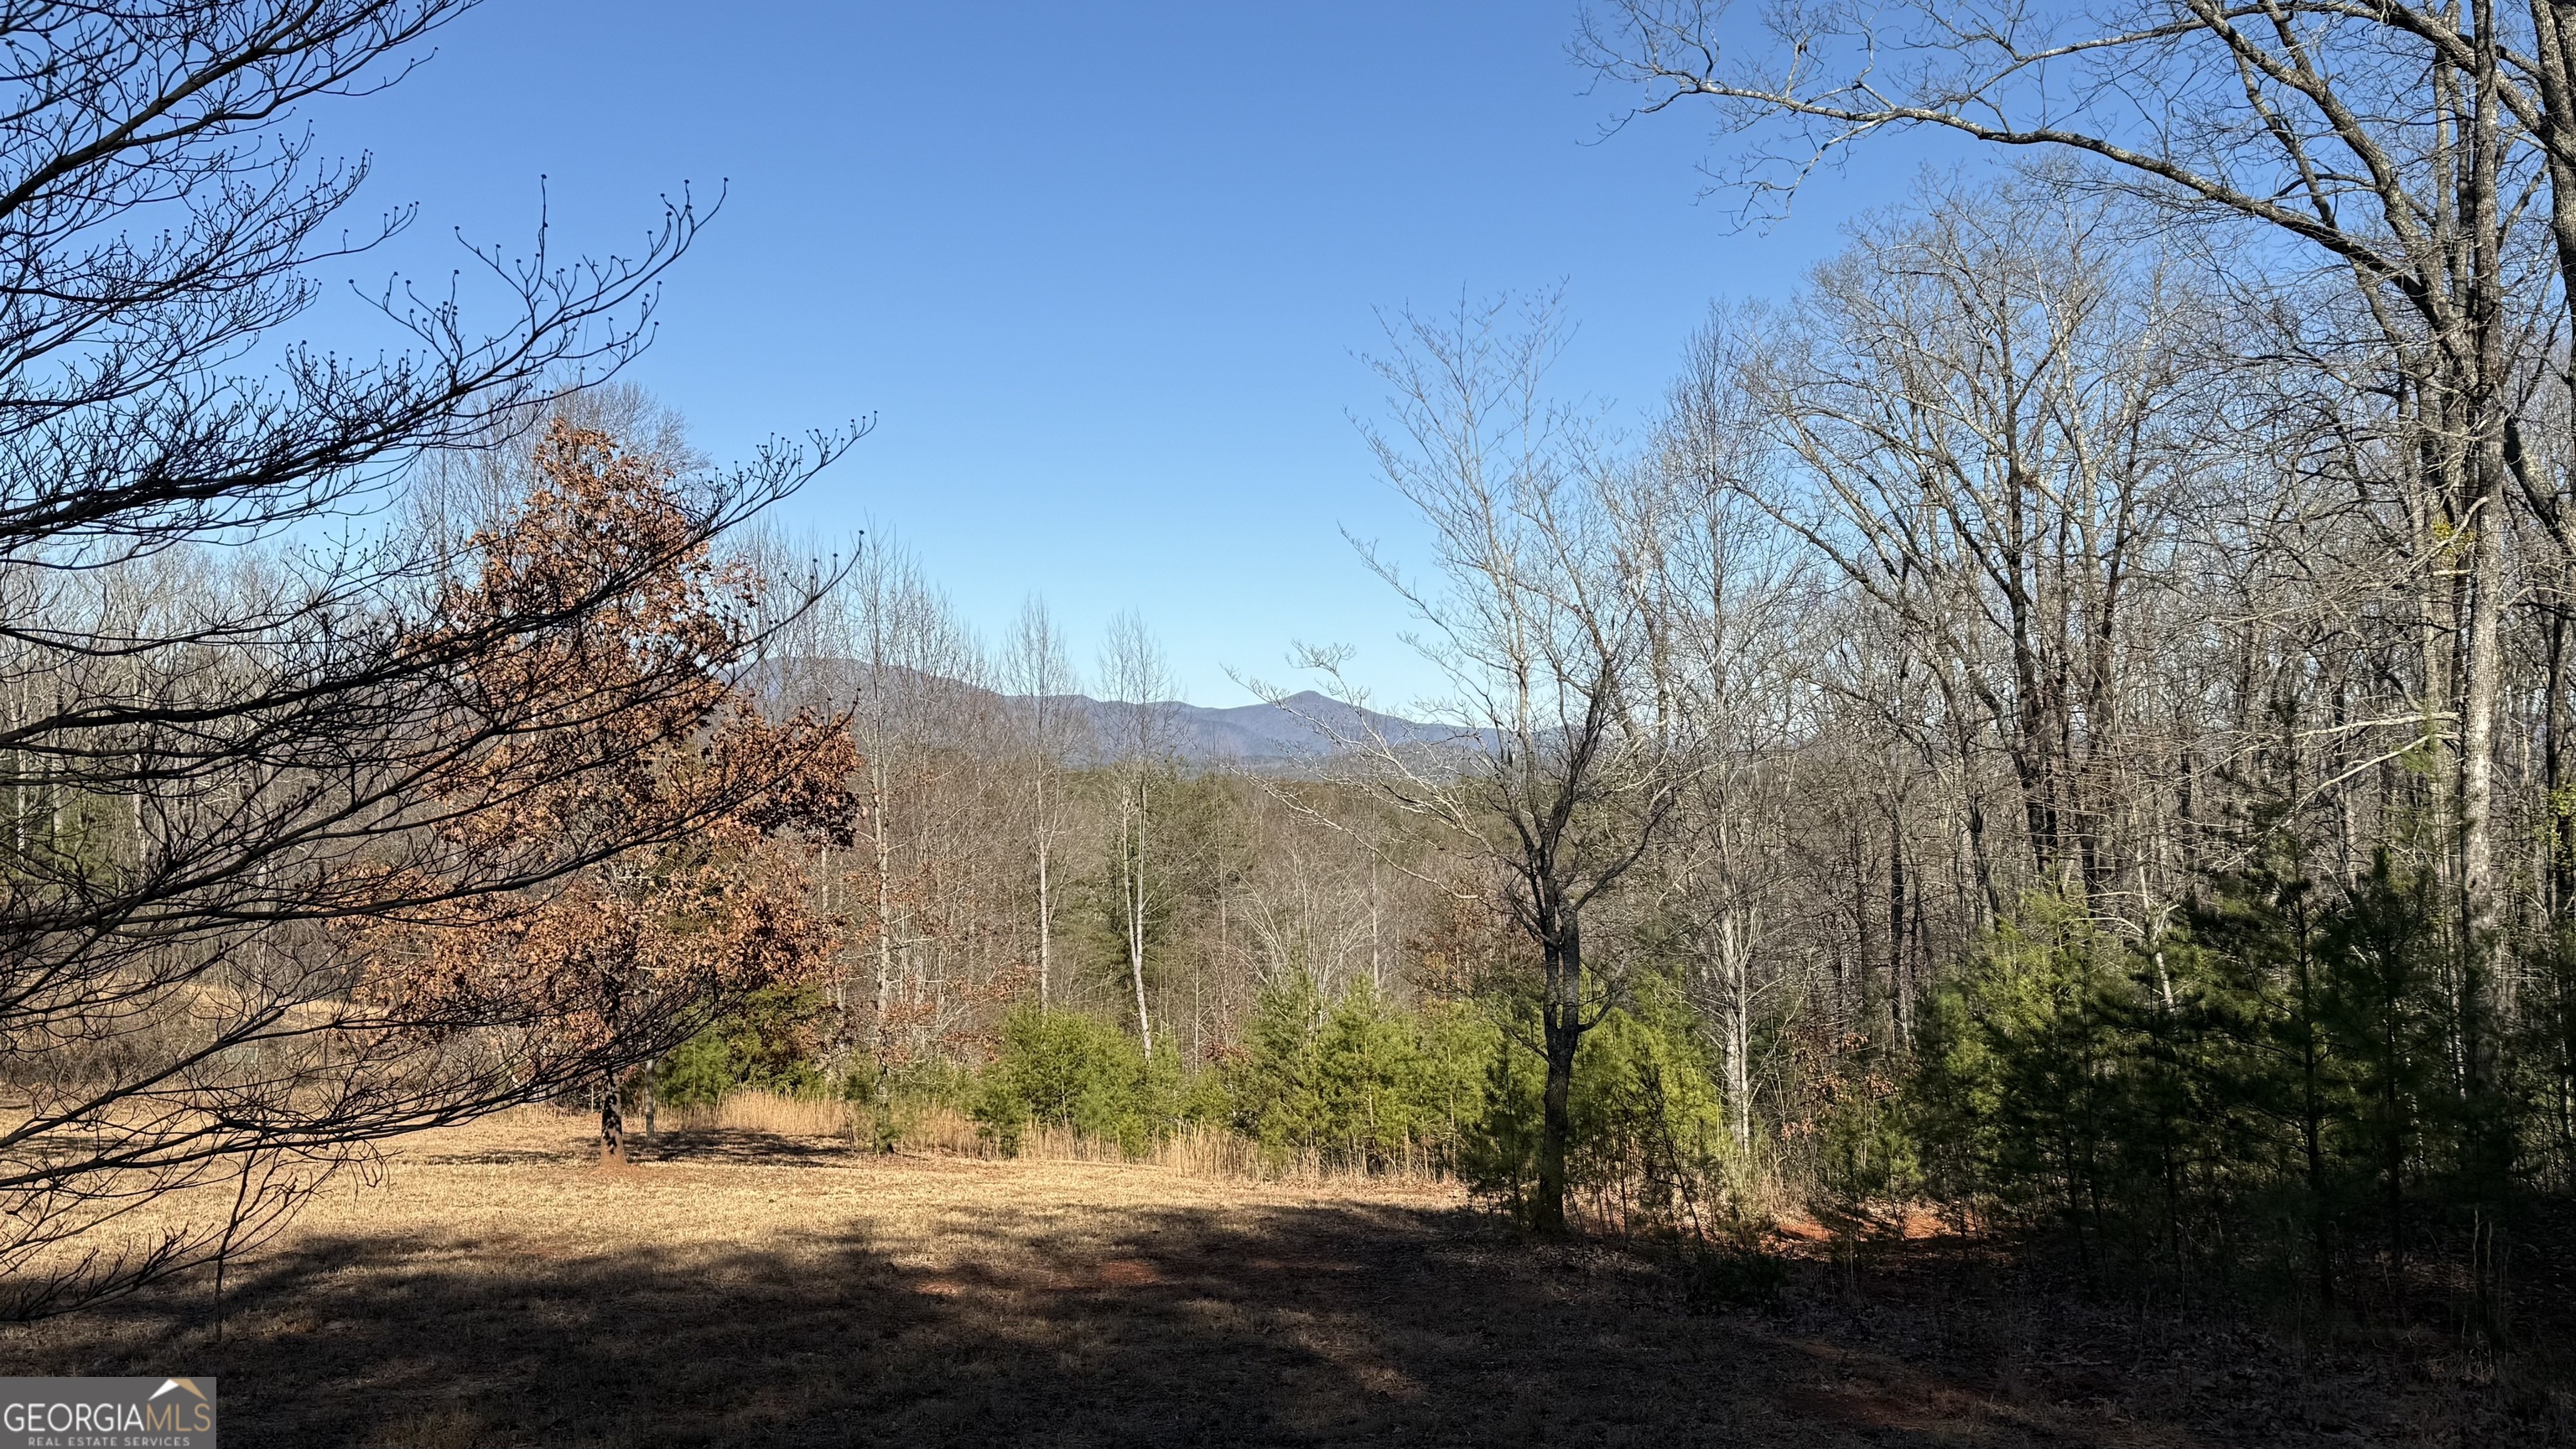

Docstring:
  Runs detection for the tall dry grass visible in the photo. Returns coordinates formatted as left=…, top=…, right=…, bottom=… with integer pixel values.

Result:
left=662, top=1091, right=854, bottom=1138
left=660, top=1091, right=1452, bottom=1187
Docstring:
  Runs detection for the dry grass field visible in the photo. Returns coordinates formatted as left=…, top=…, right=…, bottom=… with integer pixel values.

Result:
left=0, top=1109, right=2560, bottom=1447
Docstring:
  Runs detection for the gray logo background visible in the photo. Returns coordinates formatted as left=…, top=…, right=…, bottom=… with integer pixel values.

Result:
left=0, top=1377, right=216, bottom=1447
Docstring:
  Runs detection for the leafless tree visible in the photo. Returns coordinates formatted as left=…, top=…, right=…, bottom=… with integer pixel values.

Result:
left=1281, top=293, right=1681, bottom=1233
left=1626, top=336, right=1812, bottom=1154
left=1585, top=0, right=2569, bottom=1098
left=1003, top=599, right=1088, bottom=1007
left=1100, top=610, right=1181, bottom=1057
left=798, top=538, right=995, bottom=1086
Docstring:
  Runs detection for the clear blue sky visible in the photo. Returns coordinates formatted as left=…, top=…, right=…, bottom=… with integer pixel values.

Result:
left=313, top=0, right=1947, bottom=707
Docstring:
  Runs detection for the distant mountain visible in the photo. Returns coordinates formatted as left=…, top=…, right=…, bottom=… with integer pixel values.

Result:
left=1029, top=689, right=1478, bottom=767
left=753, top=658, right=1477, bottom=769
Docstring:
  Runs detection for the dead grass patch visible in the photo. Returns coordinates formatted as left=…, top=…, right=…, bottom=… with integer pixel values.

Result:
left=663, top=1090, right=1453, bottom=1187
left=0, top=1108, right=2554, bottom=1446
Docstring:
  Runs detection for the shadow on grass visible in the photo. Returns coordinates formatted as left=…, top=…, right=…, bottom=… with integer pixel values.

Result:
left=11, top=1180, right=2532, bottom=1447
left=0, top=1197, right=1975, bottom=1449
left=630, top=1128, right=865, bottom=1166
left=411, top=1128, right=881, bottom=1170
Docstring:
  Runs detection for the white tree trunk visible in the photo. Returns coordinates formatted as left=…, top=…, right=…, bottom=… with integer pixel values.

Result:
left=1128, top=782, right=1153, bottom=1058
left=1717, top=910, right=1756, bottom=1157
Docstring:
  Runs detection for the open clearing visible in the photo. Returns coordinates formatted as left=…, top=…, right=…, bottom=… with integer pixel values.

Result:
left=0, top=1111, right=2546, bottom=1447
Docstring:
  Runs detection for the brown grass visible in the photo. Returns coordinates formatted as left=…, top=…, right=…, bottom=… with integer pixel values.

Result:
left=667, top=1090, right=1452, bottom=1184
left=1, top=1109, right=2559, bottom=1447
left=659, top=1088, right=856, bottom=1138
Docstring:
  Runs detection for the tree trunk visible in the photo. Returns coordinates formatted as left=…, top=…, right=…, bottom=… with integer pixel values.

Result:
left=600, top=1083, right=625, bottom=1165
left=2460, top=11, right=2508, bottom=1094
left=873, top=761, right=896, bottom=1086
left=1888, top=806, right=1909, bottom=1044
left=1719, top=910, right=1756, bottom=1157
left=2551, top=608, right=2573, bottom=919
left=2460, top=479, right=2505, bottom=1090
left=1128, top=779, right=1154, bottom=1059
left=1036, top=832, right=1053, bottom=1007
left=1535, top=915, right=1583, bottom=1234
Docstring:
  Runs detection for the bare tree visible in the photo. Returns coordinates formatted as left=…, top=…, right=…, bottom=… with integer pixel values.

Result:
left=1283, top=293, right=1680, bottom=1233
left=1100, top=610, right=1180, bottom=1057
left=800, top=538, right=992, bottom=1089
left=1626, top=339, right=1811, bottom=1154
left=1003, top=598, right=1088, bottom=1007
left=1586, top=0, right=2561, bottom=1078
left=1733, top=179, right=2207, bottom=911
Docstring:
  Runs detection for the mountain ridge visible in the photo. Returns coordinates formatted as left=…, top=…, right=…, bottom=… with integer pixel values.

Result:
left=756, top=658, right=1474, bottom=766
left=1024, top=688, right=1476, bottom=766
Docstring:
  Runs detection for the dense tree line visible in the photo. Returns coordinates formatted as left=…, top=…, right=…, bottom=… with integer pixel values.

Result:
left=1567, top=0, right=2576, bottom=1332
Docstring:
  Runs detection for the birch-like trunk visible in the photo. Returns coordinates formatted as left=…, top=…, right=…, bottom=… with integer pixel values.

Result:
left=1036, top=831, right=1052, bottom=1007
left=1128, top=778, right=1153, bottom=1058
left=1716, top=909, right=1756, bottom=1157
left=871, top=757, right=896, bottom=1083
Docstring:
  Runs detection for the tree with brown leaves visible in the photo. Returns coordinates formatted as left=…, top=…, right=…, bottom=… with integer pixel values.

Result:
left=0, top=2, right=856, bottom=1319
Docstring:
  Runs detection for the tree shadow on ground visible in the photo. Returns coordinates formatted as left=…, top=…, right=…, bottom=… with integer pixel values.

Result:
left=7, top=1186, right=2547, bottom=1447
left=411, top=1129, right=857, bottom=1170
left=629, top=1128, right=863, bottom=1166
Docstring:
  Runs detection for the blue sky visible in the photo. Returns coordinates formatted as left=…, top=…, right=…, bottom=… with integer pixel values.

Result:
left=311, top=1, right=1945, bottom=707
